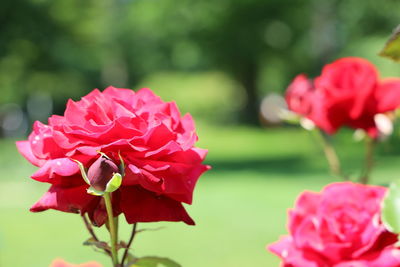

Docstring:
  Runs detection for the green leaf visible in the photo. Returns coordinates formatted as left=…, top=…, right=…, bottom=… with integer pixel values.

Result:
left=105, top=173, right=122, bottom=193
left=83, top=237, right=110, bottom=251
left=73, top=159, right=90, bottom=185
left=129, top=256, right=182, bottom=267
left=381, top=182, right=400, bottom=233
left=87, top=186, right=104, bottom=196
left=380, top=25, right=400, bottom=62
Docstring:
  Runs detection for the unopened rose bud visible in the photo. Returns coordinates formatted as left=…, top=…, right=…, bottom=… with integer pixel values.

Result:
left=87, top=156, right=119, bottom=191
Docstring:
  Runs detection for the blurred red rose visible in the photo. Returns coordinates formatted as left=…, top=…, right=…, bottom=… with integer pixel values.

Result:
left=285, top=74, right=330, bottom=131
left=268, top=182, right=400, bottom=267
left=17, top=87, right=210, bottom=226
left=286, top=57, right=400, bottom=137
left=50, top=259, right=102, bottom=267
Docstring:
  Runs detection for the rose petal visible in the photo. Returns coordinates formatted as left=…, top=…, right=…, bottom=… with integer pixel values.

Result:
left=31, top=158, right=80, bottom=182
left=120, top=186, right=195, bottom=225
left=376, top=78, right=400, bottom=113
left=31, top=184, right=94, bottom=214
left=335, top=247, right=400, bottom=267
left=268, top=236, right=325, bottom=267
left=16, top=140, right=45, bottom=167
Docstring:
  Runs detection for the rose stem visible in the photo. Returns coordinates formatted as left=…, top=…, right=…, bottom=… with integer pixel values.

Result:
left=81, top=214, right=111, bottom=256
left=121, top=223, right=138, bottom=266
left=114, top=216, right=119, bottom=245
left=360, top=137, right=375, bottom=184
left=104, top=192, right=119, bottom=267
left=313, top=129, right=345, bottom=180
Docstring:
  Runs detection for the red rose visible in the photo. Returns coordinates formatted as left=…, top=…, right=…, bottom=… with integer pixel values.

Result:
left=268, top=182, right=400, bottom=267
left=50, top=258, right=102, bottom=267
left=286, top=57, right=400, bottom=137
left=285, top=74, right=330, bottom=131
left=16, top=87, right=210, bottom=226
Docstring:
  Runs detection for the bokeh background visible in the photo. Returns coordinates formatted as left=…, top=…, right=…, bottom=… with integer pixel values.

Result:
left=1, top=0, right=400, bottom=266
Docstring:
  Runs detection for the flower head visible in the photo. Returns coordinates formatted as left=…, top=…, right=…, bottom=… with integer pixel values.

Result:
left=286, top=57, right=400, bottom=138
left=50, top=259, right=102, bottom=267
left=268, top=182, right=400, bottom=266
left=17, top=87, right=210, bottom=226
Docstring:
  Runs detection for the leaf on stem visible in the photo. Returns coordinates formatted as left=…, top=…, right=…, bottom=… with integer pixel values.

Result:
left=380, top=25, right=400, bottom=62
left=134, top=227, right=165, bottom=234
left=128, top=256, right=182, bottom=267
left=83, top=237, right=111, bottom=252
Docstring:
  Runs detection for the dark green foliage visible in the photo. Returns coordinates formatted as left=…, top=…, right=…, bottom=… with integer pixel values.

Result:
left=1, top=0, right=400, bottom=123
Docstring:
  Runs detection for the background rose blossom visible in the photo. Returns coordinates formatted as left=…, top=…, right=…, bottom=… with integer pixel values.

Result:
left=16, top=87, right=210, bottom=226
left=50, top=259, right=102, bottom=267
left=286, top=57, right=400, bottom=137
left=268, top=182, right=400, bottom=267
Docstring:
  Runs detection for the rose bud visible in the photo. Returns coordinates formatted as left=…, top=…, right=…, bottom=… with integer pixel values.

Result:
left=87, top=156, right=119, bottom=192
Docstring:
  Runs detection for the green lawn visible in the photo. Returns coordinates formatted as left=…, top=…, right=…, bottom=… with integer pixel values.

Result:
left=1, top=125, right=400, bottom=266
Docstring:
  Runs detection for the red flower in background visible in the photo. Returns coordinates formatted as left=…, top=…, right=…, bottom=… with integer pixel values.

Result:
left=50, top=259, right=102, bottom=267
left=286, top=57, right=400, bottom=137
left=268, top=182, right=400, bottom=267
left=17, top=87, right=210, bottom=226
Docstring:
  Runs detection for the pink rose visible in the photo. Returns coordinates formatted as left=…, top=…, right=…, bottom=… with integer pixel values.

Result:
left=286, top=57, right=400, bottom=137
left=49, top=258, right=102, bottom=267
left=17, top=87, right=210, bottom=226
left=268, top=182, right=400, bottom=267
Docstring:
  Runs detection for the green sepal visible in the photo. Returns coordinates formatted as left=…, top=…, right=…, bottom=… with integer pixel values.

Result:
left=73, top=159, right=90, bottom=185
left=97, top=151, right=111, bottom=160
left=87, top=187, right=105, bottom=196
left=129, top=256, right=182, bottom=267
left=118, top=151, right=126, bottom=177
left=105, top=173, right=122, bottom=193
left=86, top=173, right=122, bottom=195
left=381, top=182, right=400, bottom=233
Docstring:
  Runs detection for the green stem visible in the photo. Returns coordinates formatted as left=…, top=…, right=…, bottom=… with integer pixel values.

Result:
left=114, top=216, right=119, bottom=244
left=81, top=214, right=111, bottom=256
left=104, top=193, right=119, bottom=267
left=121, top=223, right=138, bottom=266
left=313, top=129, right=345, bottom=180
left=360, top=137, right=375, bottom=184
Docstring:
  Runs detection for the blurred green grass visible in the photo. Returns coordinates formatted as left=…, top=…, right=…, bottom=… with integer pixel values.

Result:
left=1, top=125, right=400, bottom=266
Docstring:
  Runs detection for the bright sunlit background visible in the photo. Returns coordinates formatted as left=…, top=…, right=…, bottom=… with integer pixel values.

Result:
left=1, top=0, right=400, bottom=266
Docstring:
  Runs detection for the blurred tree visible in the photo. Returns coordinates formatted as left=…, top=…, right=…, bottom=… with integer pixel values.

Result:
left=1, top=0, right=400, bottom=125
left=188, top=0, right=312, bottom=124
